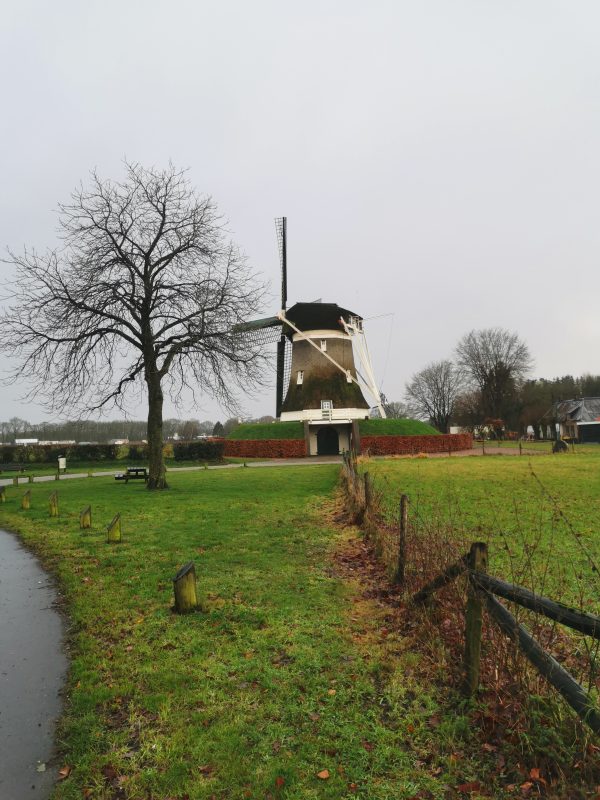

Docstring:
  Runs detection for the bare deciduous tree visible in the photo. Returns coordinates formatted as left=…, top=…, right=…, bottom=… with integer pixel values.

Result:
left=383, top=400, right=411, bottom=419
left=404, top=360, right=463, bottom=432
left=455, top=328, right=532, bottom=423
left=1, top=163, right=267, bottom=488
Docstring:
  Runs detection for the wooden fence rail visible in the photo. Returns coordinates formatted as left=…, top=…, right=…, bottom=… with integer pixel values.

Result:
left=409, top=540, right=600, bottom=734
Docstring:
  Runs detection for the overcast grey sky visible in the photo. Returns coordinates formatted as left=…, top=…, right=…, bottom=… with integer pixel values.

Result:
left=1, top=1, right=599, bottom=424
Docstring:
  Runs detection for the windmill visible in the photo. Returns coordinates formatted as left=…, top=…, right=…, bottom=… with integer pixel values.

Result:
left=238, top=218, right=387, bottom=455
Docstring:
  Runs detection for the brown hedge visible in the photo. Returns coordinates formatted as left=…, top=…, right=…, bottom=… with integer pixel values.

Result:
left=223, top=439, right=306, bottom=458
left=360, top=432, right=472, bottom=455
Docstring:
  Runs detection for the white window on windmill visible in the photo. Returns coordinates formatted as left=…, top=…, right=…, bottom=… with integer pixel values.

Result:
left=297, top=370, right=304, bottom=385
left=320, top=339, right=327, bottom=352
left=321, top=399, right=333, bottom=419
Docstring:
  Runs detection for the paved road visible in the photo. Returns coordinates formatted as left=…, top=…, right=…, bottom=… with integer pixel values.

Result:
left=0, top=530, right=68, bottom=800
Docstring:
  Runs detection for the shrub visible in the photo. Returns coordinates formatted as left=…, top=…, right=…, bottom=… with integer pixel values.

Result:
left=173, top=439, right=225, bottom=462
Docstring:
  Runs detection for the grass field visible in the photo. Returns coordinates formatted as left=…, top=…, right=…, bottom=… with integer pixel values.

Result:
left=3, top=455, right=600, bottom=798
left=1, top=466, right=494, bottom=800
left=368, top=451, right=600, bottom=608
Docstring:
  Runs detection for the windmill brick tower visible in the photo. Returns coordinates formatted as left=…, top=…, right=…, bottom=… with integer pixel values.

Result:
left=238, top=218, right=386, bottom=455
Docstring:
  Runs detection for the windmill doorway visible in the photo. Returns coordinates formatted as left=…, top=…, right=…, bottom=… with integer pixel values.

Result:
left=317, top=426, right=339, bottom=456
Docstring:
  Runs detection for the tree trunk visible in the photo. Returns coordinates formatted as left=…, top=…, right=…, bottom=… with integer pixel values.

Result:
left=146, top=374, right=168, bottom=490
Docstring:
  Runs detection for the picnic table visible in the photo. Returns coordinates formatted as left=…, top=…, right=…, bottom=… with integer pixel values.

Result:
left=114, top=466, right=148, bottom=483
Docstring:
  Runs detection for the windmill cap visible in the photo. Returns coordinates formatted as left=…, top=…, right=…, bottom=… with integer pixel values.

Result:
left=285, top=302, right=362, bottom=333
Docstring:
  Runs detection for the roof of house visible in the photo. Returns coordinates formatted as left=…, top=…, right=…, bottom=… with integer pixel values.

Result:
left=547, top=397, right=600, bottom=423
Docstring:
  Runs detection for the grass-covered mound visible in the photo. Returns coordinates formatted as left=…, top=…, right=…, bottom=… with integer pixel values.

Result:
left=359, top=417, right=439, bottom=436
left=227, top=421, right=304, bottom=440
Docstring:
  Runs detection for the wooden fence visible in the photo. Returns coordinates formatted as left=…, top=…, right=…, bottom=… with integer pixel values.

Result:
left=340, top=452, right=600, bottom=735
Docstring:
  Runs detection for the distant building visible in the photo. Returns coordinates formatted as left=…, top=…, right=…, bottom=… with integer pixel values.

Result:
left=108, top=438, right=129, bottom=445
left=15, top=438, right=39, bottom=445
left=542, top=398, right=600, bottom=443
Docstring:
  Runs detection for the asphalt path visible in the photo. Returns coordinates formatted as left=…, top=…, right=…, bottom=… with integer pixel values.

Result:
left=0, top=530, right=68, bottom=800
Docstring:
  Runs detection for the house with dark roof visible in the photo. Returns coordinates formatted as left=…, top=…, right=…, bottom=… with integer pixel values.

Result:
left=542, top=398, right=600, bottom=442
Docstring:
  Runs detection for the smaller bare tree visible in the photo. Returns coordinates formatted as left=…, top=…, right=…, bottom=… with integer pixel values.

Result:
left=383, top=400, right=411, bottom=419
left=404, top=360, right=463, bottom=433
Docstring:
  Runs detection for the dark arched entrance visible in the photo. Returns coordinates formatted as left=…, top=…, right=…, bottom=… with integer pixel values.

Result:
left=317, top=426, right=339, bottom=456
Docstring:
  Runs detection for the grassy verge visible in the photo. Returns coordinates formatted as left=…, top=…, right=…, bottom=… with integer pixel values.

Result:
left=0, top=459, right=227, bottom=478
left=0, top=466, right=496, bottom=800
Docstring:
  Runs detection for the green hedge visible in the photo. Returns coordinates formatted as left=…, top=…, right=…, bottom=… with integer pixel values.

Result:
left=0, top=443, right=125, bottom=463
left=227, top=422, right=304, bottom=440
left=358, top=418, right=439, bottom=436
left=172, top=439, right=225, bottom=461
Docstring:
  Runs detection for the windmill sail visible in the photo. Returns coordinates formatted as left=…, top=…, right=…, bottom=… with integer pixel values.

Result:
left=231, top=217, right=292, bottom=417
left=275, top=217, right=288, bottom=417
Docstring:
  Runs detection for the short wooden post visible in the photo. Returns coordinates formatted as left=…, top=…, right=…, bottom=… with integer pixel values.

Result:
left=22, top=490, right=31, bottom=510
left=0, top=486, right=5, bottom=503
left=393, top=494, right=409, bottom=584
left=519, top=441, right=522, bottom=456
left=55, top=471, right=60, bottom=481
left=173, top=562, right=198, bottom=613
left=12, top=476, right=18, bottom=486
left=87, top=470, right=93, bottom=478
left=28, top=474, right=34, bottom=483
left=463, top=541, right=488, bottom=696
left=107, top=513, right=122, bottom=543
left=49, top=491, right=59, bottom=517
left=80, top=505, right=92, bottom=529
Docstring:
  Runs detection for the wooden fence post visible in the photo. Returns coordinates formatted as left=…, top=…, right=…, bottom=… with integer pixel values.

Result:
left=519, top=441, right=522, bottom=456
left=364, top=472, right=371, bottom=515
left=0, top=486, right=5, bottom=503
left=12, top=476, right=18, bottom=486
left=173, top=562, right=198, bottom=613
left=393, top=494, right=409, bottom=584
left=107, top=513, right=122, bottom=543
left=49, top=491, right=59, bottom=517
left=22, top=490, right=31, bottom=510
left=463, top=541, right=488, bottom=696
left=28, top=474, right=34, bottom=483
left=80, top=505, right=92, bottom=529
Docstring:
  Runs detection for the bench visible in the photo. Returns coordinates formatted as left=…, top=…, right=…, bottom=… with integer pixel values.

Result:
left=115, top=466, right=148, bottom=483
left=0, top=464, right=25, bottom=473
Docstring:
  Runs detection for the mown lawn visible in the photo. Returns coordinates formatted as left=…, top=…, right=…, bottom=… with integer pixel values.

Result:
left=0, top=467, right=491, bottom=800
left=368, top=451, right=600, bottom=608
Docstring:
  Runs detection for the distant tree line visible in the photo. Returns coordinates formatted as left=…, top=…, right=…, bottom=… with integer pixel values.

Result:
left=387, top=327, right=600, bottom=438
left=0, top=414, right=276, bottom=444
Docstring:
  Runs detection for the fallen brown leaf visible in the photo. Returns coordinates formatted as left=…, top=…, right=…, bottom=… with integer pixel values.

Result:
left=317, top=769, right=330, bottom=780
